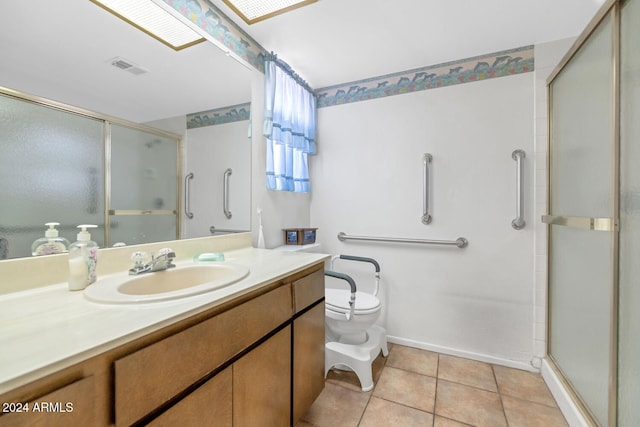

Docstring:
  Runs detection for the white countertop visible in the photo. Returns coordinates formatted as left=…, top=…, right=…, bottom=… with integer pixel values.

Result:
left=0, top=247, right=328, bottom=395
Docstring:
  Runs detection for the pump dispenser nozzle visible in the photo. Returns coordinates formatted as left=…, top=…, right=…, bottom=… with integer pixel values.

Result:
left=44, top=222, right=61, bottom=238
left=76, top=224, right=97, bottom=242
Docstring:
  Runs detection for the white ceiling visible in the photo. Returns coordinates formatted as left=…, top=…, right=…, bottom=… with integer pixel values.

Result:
left=212, top=0, right=604, bottom=88
left=0, top=0, right=603, bottom=124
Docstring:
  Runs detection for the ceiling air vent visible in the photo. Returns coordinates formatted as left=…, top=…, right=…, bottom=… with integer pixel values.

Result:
left=109, top=57, right=149, bottom=75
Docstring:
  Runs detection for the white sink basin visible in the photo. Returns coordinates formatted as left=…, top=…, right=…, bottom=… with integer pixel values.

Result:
left=84, top=263, right=250, bottom=304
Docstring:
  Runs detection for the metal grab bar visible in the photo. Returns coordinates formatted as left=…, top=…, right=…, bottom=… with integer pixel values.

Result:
left=324, top=270, right=356, bottom=321
left=337, top=232, right=468, bottom=248
left=184, top=172, right=194, bottom=219
left=223, top=168, right=232, bottom=219
left=422, top=153, right=432, bottom=224
left=209, top=226, right=248, bottom=234
left=511, top=149, right=526, bottom=230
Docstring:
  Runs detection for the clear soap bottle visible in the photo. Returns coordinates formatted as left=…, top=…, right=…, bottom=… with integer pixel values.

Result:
left=68, top=225, right=99, bottom=291
left=31, top=222, right=70, bottom=256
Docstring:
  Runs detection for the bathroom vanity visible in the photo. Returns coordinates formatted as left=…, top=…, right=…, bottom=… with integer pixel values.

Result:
left=0, top=238, right=327, bottom=426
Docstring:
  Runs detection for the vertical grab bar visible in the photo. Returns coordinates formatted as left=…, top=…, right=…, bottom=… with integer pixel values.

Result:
left=511, top=149, right=525, bottom=230
left=223, top=168, right=232, bottom=219
left=184, top=173, right=194, bottom=219
left=422, top=153, right=432, bottom=224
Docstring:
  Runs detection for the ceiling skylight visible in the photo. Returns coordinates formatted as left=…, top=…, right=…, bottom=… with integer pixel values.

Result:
left=91, top=0, right=205, bottom=50
left=222, top=0, right=317, bottom=24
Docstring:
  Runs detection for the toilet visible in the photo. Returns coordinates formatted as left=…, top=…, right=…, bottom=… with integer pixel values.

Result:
left=274, top=244, right=388, bottom=392
left=323, top=255, right=388, bottom=391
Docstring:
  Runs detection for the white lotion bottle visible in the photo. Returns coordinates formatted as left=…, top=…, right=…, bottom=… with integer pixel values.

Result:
left=68, top=225, right=99, bottom=291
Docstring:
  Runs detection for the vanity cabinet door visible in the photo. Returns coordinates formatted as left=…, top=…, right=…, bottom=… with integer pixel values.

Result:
left=0, top=376, right=95, bottom=427
left=233, top=327, right=291, bottom=427
left=147, top=368, right=232, bottom=427
left=293, top=303, right=325, bottom=423
left=291, top=268, right=326, bottom=422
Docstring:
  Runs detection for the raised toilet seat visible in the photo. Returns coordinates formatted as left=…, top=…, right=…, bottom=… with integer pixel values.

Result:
left=324, top=255, right=388, bottom=391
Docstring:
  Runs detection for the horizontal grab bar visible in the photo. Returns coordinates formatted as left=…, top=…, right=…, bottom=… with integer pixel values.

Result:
left=337, top=232, right=468, bottom=248
left=209, top=226, right=248, bottom=234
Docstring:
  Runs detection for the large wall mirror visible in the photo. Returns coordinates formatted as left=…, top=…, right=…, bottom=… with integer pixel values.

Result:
left=0, top=0, right=253, bottom=260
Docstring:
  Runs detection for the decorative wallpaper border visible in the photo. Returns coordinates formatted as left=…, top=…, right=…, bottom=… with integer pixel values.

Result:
left=315, top=46, right=534, bottom=108
left=187, top=102, right=251, bottom=129
left=162, top=0, right=267, bottom=72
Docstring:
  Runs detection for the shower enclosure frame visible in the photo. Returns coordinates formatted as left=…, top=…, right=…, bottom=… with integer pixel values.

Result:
left=544, top=0, right=623, bottom=425
left=0, top=86, right=183, bottom=250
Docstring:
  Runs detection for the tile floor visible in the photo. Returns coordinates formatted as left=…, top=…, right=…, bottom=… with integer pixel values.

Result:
left=297, top=344, right=568, bottom=427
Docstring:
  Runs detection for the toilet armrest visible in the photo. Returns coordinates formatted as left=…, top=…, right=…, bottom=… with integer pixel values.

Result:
left=338, top=255, right=380, bottom=273
left=324, top=270, right=356, bottom=321
left=324, top=270, right=357, bottom=293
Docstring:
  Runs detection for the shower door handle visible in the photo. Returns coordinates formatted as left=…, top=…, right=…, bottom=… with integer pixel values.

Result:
left=541, top=215, right=615, bottom=231
left=512, top=150, right=526, bottom=230
left=422, top=153, right=432, bottom=224
left=184, top=173, right=194, bottom=219
left=223, top=168, right=232, bottom=219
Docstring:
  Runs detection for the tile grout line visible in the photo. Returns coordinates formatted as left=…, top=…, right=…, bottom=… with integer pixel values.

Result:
left=433, top=353, right=440, bottom=427
left=491, top=363, right=511, bottom=426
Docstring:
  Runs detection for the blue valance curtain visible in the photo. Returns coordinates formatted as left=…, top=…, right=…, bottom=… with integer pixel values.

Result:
left=263, top=54, right=317, bottom=192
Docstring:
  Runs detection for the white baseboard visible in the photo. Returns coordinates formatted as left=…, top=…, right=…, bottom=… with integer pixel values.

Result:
left=386, top=335, right=538, bottom=372
left=541, top=359, right=590, bottom=427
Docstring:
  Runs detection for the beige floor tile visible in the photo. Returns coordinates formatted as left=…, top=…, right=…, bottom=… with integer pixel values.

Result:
left=502, top=395, right=569, bottom=427
left=373, top=366, right=436, bottom=412
left=294, top=421, right=316, bottom=427
left=386, top=344, right=438, bottom=377
left=434, top=415, right=474, bottom=426
left=301, top=382, right=370, bottom=427
left=435, top=379, right=507, bottom=427
left=493, top=365, right=557, bottom=407
left=438, top=354, right=498, bottom=392
left=359, top=397, right=434, bottom=427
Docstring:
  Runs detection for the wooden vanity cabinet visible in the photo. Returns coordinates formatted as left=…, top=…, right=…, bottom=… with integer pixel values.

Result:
left=114, top=285, right=292, bottom=426
left=0, top=262, right=325, bottom=427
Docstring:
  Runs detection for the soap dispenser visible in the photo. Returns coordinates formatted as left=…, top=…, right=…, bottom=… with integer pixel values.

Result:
left=68, top=225, right=99, bottom=291
left=31, top=222, right=70, bottom=256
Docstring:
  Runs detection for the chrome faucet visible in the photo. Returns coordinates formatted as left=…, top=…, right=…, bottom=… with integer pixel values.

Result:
left=129, top=249, right=176, bottom=275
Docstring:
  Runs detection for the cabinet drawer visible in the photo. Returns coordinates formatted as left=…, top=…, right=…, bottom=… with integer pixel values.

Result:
left=292, top=268, right=325, bottom=313
left=114, top=285, right=292, bottom=427
left=0, top=376, right=95, bottom=427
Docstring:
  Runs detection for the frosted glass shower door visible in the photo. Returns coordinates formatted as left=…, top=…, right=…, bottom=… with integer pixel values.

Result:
left=547, top=10, right=615, bottom=426
left=0, top=94, right=105, bottom=258
left=109, top=124, right=179, bottom=246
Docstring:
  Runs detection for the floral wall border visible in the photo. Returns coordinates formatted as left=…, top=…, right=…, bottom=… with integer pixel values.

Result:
left=315, top=45, right=534, bottom=108
left=187, top=102, right=251, bottom=129
left=161, top=0, right=267, bottom=72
